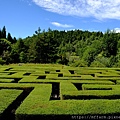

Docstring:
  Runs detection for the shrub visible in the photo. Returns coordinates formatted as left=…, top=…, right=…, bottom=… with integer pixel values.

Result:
left=0, top=58, right=5, bottom=65
left=69, top=60, right=87, bottom=67
left=82, top=84, right=113, bottom=90
left=0, top=89, right=23, bottom=114
left=1, top=64, right=120, bottom=120
left=113, top=60, right=120, bottom=68
left=90, top=61, right=105, bottom=67
left=15, top=84, right=52, bottom=120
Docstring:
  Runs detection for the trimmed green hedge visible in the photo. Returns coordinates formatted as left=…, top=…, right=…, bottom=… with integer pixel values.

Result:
left=16, top=100, right=120, bottom=119
left=0, top=79, right=14, bottom=83
left=82, top=84, right=113, bottom=90
left=62, top=90, right=120, bottom=100
left=0, top=64, right=120, bottom=120
left=71, top=80, right=114, bottom=85
left=0, top=89, right=23, bottom=115
left=116, top=80, right=120, bottom=84
left=60, top=82, right=77, bottom=93
left=15, top=84, right=52, bottom=119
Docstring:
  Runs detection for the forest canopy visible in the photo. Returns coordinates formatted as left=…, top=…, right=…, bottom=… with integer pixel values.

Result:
left=0, top=26, right=120, bottom=67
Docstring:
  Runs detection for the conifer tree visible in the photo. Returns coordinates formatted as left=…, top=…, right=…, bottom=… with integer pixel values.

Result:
left=1, top=26, right=6, bottom=39
left=7, top=33, right=13, bottom=43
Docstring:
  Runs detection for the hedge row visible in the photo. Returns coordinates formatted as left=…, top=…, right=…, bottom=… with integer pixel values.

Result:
left=0, top=79, right=14, bottom=83
left=0, top=89, right=23, bottom=115
left=82, top=84, right=113, bottom=90
left=15, top=100, right=120, bottom=119
left=62, top=90, right=120, bottom=100
left=15, top=84, right=52, bottom=120
left=0, top=64, right=120, bottom=120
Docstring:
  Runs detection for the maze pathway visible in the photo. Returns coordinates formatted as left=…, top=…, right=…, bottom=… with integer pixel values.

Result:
left=0, top=64, right=120, bottom=120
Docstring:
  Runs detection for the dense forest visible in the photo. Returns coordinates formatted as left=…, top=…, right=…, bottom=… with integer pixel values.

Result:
left=0, top=26, right=120, bottom=67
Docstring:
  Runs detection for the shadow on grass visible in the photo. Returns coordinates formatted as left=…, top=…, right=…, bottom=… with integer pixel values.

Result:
left=15, top=113, right=120, bottom=120
left=0, top=88, right=34, bottom=120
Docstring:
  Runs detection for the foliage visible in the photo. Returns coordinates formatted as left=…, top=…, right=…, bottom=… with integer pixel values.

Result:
left=69, top=59, right=87, bottom=67
left=0, top=57, right=5, bottom=65
left=113, top=60, right=120, bottom=68
left=90, top=61, right=105, bottom=67
left=1, top=26, right=6, bottom=39
left=0, top=38, right=11, bottom=55
left=19, top=51, right=27, bottom=63
left=1, top=26, right=120, bottom=67
left=102, top=30, right=118, bottom=57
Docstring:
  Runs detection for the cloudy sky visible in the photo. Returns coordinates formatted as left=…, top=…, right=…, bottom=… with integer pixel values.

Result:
left=1, top=0, right=120, bottom=38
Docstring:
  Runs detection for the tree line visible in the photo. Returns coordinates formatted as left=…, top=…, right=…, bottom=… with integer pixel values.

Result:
left=0, top=26, right=120, bottom=67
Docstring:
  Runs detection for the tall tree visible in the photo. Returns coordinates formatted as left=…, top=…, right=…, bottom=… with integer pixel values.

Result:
left=82, top=47, right=97, bottom=66
left=0, top=39, right=11, bottom=55
left=19, top=51, right=27, bottom=63
left=15, top=38, right=25, bottom=53
left=1, top=26, right=6, bottom=39
left=10, top=45, right=20, bottom=63
left=27, top=39, right=37, bottom=63
left=102, top=30, right=118, bottom=57
left=13, top=37, right=17, bottom=43
left=35, top=27, right=41, bottom=35
left=7, top=33, right=13, bottom=43
left=0, top=29, right=1, bottom=38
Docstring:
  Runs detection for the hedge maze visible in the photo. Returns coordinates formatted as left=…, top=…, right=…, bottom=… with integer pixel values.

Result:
left=1, top=64, right=120, bottom=119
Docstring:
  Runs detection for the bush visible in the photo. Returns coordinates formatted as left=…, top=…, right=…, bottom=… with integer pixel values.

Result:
left=90, top=61, right=105, bottom=67
left=113, top=60, right=120, bottom=68
left=69, top=60, right=87, bottom=67
left=0, top=58, right=5, bottom=65
left=15, top=84, right=52, bottom=120
left=94, top=56, right=117, bottom=67
left=0, top=89, right=23, bottom=114
left=56, top=57, right=69, bottom=65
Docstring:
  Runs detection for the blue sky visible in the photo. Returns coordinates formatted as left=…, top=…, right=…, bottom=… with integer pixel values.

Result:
left=1, top=0, right=120, bottom=38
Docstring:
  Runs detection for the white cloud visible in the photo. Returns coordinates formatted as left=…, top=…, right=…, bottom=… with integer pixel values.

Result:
left=51, top=22, right=73, bottom=28
left=112, top=28, right=120, bottom=33
left=32, top=0, right=120, bottom=20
